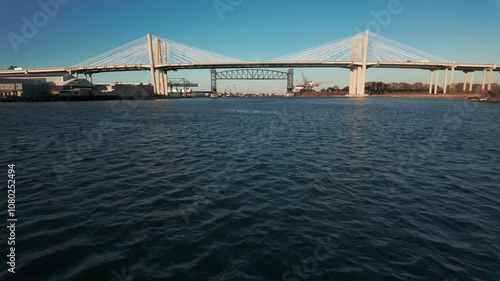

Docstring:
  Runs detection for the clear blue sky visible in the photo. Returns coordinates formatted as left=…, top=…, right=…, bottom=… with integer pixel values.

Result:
left=1, top=0, right=498, bottom=92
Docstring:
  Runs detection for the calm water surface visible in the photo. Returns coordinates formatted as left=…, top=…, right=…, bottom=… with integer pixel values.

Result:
left=1, top=97, right=499, bottom=281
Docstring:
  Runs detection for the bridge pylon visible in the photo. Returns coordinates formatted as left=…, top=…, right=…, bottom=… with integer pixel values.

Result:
left=147, top=34, right=157, bottom=95
left=346, top=30, right=369, bottom=97
left=147, top=34, right=170, bottom=95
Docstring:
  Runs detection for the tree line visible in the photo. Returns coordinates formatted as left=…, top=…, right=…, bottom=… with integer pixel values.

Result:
left=334, top=82, right=499, bottom=94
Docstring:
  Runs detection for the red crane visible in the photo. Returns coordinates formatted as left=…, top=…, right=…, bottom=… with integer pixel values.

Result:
left=293, top=72, right=321, bottom=92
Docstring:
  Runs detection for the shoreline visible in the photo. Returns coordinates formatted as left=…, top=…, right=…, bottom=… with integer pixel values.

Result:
left=0, top=93, right=483, bottom=102
left=0, top=95, right=186, bottom=103
left=372, top=93, right=480, bottom=98
left=293, top=91, right=480, bottom=99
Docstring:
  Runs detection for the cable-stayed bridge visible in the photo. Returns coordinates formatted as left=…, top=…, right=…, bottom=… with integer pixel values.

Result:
left=1, top=31, right=497, bottom=96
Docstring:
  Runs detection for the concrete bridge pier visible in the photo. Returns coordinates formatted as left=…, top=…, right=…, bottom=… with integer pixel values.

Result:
left=488, top=68, right=494, bottom=91
left=449, top=67, right=455, bottom=93
left=357, top=66, right=364, bottom=95
left=347, top=66, right=366, bottom=96
left=463, top=72, right=468, bottom=92
left=469, top=72, right=474, bottom=92
left=443, top=69, right=449, bottom=94
left=429, top=70, right=434, bottom=94
left=348, top=68, right=353, bottom=95
left=161, top=72, right=167, bottom=95
left=481, top=69, right=487, bottom=91
left=83, top=73, right=93, bottom=83
left=348, top=68, right=357, bottom=95
left=163, top=71, right=168, bottom=95
left=155, top=69, right=162, bottom=95
left=434, top=70, right=439, bottom=94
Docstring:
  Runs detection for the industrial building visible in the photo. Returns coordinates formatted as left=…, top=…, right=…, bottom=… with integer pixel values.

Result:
left=96, top=83, right=154, bottom=98
left=0, top=73, right=96, bottom=98
left=0, top=78, right=50, bottom=97
left=0, top=71, right=199, bottom=99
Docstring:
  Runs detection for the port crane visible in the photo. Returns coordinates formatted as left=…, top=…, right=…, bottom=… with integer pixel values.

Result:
left=293, top=72, right=322, bottom=92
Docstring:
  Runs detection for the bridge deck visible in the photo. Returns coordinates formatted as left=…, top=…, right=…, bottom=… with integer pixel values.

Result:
left=0, top=61, right=497, bottom=76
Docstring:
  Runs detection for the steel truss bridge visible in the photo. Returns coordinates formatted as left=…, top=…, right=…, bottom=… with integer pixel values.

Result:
left=0, top=31, right=498, bottom=96
left=211, top=69, right=294, bottom=93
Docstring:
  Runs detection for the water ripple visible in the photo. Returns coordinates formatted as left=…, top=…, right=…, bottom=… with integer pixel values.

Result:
left=0, top=98, right=499, bottom=280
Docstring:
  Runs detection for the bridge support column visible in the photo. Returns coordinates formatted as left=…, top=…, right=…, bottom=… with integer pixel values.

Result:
left=211, top=69, right=217, bottom=93
left=147, top=34, right=157, bottom=94
left=156, top=70, right=164, bottom=95
left=154, top=73, right=160, bottom=95
left=481, top=69, right=487, bottom=91
left=347, top=66, right=364, bottom=97
left=89, top=74, right=93, bottom=83
left=154, top=70, right=159, bottom=94
left=429, top=70, right=434, bottom=94
left=348, top=69, right=353, bottom=95
left=161, top=73, right=166, bottom=95
left=286, top=69, right=294, bottom=93
left=463, top=72, right=468, bottom=92
left=349, top=68, right=357, bottom=95
left=163, top=71, right=168, bottom=95
left=487, top=68, right=493, bottom=91
left=450, top=67, right=455, bottom=93
left=356, top=66, right=364, bottom=95
left=469, top=72, right=474, bottom=92
left=165, top=73, right=169, bottom=95
left=443, top=69, right=448, bottom=94
left=161, top=71, right=165, bottom=95
left=434, top=71, right=439, bottom=94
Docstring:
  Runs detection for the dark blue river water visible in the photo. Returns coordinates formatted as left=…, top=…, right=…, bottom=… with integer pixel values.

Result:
left=1, top=97, right=499, bottom=281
